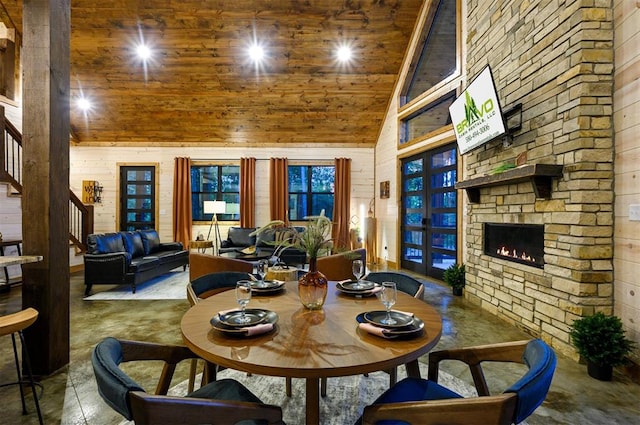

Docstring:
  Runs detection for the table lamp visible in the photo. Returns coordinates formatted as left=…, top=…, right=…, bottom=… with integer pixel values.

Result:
left=204, top=200, right=226, bottom=255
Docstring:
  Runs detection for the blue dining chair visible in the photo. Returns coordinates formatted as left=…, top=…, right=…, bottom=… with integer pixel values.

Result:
left=92, top=337, right=284, bottom=425
left=358, top=339, right=556, bottom=425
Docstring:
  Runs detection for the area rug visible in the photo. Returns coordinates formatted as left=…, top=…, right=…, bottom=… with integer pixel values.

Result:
left=83, top=269, right=189, bottom=300
left=117, top=363, right=479, bottom=425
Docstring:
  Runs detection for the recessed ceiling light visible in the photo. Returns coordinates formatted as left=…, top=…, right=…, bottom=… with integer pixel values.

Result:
left=136, top=44, right=151, bottom=60
left=248, top=43, right=264, bottom=62
left=77, top=97, right=91, bottom=111
left=337, top=45, right=352, bottom=62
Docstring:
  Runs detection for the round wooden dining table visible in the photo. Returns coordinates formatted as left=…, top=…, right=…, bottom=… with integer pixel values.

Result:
left=181, top=281, right=442, bottom=425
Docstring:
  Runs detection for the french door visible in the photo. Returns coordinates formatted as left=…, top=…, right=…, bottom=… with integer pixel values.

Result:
left=119, top=165, right=156, bottom=231
left=400, top=143, right=457, bottom=280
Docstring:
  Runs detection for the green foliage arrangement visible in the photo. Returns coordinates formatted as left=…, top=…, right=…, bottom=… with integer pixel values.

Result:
left=443, top=263, right=465, bottom=290
left=569, top=312, right=635, bottom=367
left=251, top=210, right=333, bottom=260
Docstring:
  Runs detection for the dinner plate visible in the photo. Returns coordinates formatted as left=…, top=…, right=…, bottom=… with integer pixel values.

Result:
left=211, top=310, right=279, bottom=335
left=336, top=282, right=380, bottom=297
left=338, top=280, right=376, bottom=291
left=251, top=280, right=285, bottom=291
left=363, top=310, right=415, bottom=328
left=218, top=308, right=268, bottom=327
left=356, top=313, right=424, bottom=339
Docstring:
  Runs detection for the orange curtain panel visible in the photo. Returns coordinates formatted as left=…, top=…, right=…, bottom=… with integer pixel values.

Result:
left=240, top=157, right=256, bottom=228
left=173, top=157, right=192, bottom=249
left=333, top=158, right=351, bottom=250
left=269, top=157, right=289, bottom=222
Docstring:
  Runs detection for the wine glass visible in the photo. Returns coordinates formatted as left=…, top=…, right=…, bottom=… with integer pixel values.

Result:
left=235, top=280, right=252, bottom=323
left=257, top=259, right=269, bottom=287
left=352, top=259, right=364, bottom=289
left=379, top=282, right=397, bottom=325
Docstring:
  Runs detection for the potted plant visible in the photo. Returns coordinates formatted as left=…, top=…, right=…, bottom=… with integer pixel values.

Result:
left=443, top=263, right=465, bottom=296
left=569, top=312, right=635, bottom=381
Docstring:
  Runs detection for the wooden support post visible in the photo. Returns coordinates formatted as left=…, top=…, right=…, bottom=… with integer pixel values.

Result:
left=21, top=0, right=71, bottom=375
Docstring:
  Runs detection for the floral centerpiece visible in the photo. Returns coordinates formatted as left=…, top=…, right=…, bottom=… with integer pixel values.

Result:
left=251, top=211, right=332, bottom=309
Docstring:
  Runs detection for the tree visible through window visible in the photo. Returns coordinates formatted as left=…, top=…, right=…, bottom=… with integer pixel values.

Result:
left=191, top=165, right=240, bottom=221
left=288, top=165, right=334, bottom=220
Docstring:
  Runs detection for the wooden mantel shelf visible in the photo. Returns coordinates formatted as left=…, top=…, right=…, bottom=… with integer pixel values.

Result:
left=455, top=164, right=564, bottom=203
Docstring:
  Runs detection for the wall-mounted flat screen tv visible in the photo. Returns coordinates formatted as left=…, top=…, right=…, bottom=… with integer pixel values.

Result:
left=449, top=65, right=507, bottom=154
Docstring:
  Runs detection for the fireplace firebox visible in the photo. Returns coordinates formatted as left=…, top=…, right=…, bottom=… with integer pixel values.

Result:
left=484, top=223, right=544, bottom=268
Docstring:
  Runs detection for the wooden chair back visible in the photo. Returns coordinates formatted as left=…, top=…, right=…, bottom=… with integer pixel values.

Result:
left=91, top=337, right=283, bottom=425
left=316, top=248, right=366, bottom=281
left=189, top=252, right=253, bottom=281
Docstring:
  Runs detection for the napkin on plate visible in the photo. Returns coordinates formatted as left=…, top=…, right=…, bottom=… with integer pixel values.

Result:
left=243, top=322, right=273, bottom=336
left=358, top=322, right=394, bottom=338
left=391, top=309, right=414, bottom=317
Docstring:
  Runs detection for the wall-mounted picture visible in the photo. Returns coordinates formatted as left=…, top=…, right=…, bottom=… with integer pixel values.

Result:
left=380, top=181, right=390, bottom=199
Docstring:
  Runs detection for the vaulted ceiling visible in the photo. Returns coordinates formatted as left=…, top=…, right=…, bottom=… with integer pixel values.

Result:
left=0, top=1, right=423, bottom=147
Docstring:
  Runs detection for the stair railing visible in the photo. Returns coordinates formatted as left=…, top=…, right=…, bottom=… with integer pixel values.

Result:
left=0, top=106, right=93, bottom=252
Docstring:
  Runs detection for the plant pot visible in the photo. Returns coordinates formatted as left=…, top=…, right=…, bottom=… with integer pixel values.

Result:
left=587, top=362, right=613, bottom=381
left=298, top=258, right=328, bottom=310
left=452, top=287, right=463, bottom=296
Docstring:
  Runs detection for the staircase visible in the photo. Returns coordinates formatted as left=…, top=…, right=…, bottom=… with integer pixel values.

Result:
left=0, top=107, right=93, bottom=252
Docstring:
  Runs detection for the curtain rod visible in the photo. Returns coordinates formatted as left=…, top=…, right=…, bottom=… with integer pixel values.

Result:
left=190, top=158, right=336, bottom=161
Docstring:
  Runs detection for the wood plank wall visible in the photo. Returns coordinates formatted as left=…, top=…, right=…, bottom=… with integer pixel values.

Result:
left=613, top=0, right=640, bottom=359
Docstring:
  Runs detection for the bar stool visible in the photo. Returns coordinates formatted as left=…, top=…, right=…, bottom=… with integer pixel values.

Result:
left=0, top=307, right=44, bottom=424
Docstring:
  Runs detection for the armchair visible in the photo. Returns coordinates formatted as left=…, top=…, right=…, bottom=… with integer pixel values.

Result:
left=92, top=337, right=283, bottom=425
left=360, top=339, right=556, bottom=425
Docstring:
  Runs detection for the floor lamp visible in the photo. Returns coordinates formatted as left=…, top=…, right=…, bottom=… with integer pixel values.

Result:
left=204, top=200, right=226, bottom=255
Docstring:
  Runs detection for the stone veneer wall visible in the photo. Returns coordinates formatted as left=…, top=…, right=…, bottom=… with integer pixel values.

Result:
left=462, top=0, right=614, bottom=358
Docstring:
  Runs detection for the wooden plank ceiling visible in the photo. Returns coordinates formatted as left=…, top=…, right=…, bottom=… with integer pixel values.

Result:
left=0, top=0, right=423, bottom=147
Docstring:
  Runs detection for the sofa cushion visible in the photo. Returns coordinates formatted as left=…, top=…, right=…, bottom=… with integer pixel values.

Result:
left=138, top=229, right=161, bottom=255
left=88, top=233, right=125, bottom=255
left=129, top=256, right=160, bottom=273
left=122, top=232, right=145, bottom=258
left=227, top=227, right=257, bottom=247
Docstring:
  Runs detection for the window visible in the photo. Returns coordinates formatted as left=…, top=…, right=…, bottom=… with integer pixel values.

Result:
left=191, top=165, right=240, bottom=221
left=119, top=165, right=156, bottom=231
left=400, top=90, right=456, bottom=144
left=288, top=165, right=334, bottom=220
left=400, top=0, right=458, bottom=106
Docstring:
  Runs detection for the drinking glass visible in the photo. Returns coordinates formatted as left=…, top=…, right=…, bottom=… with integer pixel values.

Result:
left=235, top=280, right=252, bottom=323
left=257, top=259, right=269, bottom=287
left=352, top=259, right=364, bottom=289
left=380, top=282, right=397, bottom=325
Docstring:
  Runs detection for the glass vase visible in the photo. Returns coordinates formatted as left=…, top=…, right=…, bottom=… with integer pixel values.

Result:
left=298, top=257, right=328, bottom=310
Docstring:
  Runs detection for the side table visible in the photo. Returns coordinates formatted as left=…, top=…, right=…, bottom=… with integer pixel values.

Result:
left=0, top=240, right=22, bottom=288
left=190, top=240, right=213, bottom=254
left=266, top=266, right=299, bottom=282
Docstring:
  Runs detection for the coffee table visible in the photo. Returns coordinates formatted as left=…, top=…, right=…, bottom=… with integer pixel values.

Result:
left=220, top=251, right=271, bottom=262
left=181, top=281, right=442, bottom=424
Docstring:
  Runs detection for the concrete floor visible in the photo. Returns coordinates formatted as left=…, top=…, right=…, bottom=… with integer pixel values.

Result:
left=1, top=271, right=639, bottom=424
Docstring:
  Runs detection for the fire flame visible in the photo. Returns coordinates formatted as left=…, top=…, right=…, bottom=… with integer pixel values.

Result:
left=496, top=246, right=536, bottom=263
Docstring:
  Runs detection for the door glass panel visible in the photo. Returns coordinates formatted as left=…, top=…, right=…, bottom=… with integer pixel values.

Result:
left=432, top=213, right=456, bottom=228
left=405, top=195, right=423, bottom=209
left=431, top=192, right=456, bottom=208
left=403, top=159, right=423, bottom=174
left=432, top=252, right=456, bottom=271
left=404, top=230, right=423, bottom=245
left=432, top=233, right=456, bottom=250
left=431, top=170, right=456, bottom=188
left=406, top=213, right=423, bottom=226
left=405, top=177, right=423, bottom=191
left=404, top=247, right=423, bottom=264
left=431, top=148, right=457, bottom=168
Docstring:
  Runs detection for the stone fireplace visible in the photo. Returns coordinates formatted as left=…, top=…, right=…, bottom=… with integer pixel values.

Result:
left=456, top=1, right=615, bottom=360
